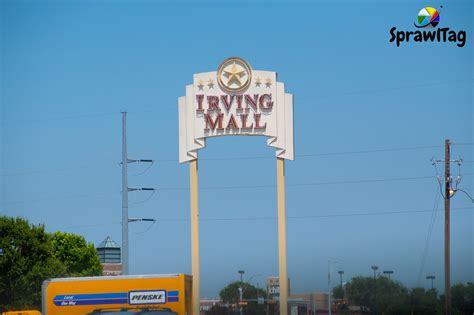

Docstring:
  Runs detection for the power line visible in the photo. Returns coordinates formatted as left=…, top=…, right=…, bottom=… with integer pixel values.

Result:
left=155, top=144, right=446, bottom=162
left=1, top=110, right=155, bottom=125
left=417, top=192, right=441, bottom=286
left=1, top=143, right=462, bottom=176
left=54, top=206, right=474, bottom=229
left=3, top=173, right=472, bottom=205
left=159, top=174, right=452, bottom=191
left=155, top=206, right=474, bottom=222
left=452, top=142, right=474, bottom=146
left=2, top=111, right=120, bottom=125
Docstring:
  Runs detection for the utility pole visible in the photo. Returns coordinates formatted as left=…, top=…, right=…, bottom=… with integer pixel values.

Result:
left=444, top=139, right=451, bottom=315
left=122, top=112, right=129, bottom=275
left=121, top=111, right=155, bottom=275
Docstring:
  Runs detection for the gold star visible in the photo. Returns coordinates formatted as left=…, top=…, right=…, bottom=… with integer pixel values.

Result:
left=197, top=79, right=204, bottom=91
left=255, top=77, right=262, bottom=87
left=223, top=62, right=247, bottom=87
left=265, top=78, right=272, bottom=88
left=208, top=78, right=215, bottom=89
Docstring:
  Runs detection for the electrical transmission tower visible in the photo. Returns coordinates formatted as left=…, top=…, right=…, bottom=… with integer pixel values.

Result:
left=121, top=111, right=156, bottom=275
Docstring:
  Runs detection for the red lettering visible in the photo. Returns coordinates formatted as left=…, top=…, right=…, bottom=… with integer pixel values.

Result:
left=196, top=94, right=204, bottom=112
left=259, top=94, right=273, bottom=110
left=245, top=94, right=259, bottom=112
left=236, top=95, right=243, bottom=111
left=204, top=113, right=224, bottom=131
left=254, top=113, right=266, bottom=130
left=220, top=95, right=234, bottom=111
left=207, top=96, right=220, bottom=111
left=226, top=114, right=239, bottom=130
left=240, top=113, right=253, bottom=129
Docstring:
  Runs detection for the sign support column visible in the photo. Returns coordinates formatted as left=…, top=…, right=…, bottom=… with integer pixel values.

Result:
left=190, top=159, right=200, bottom=315
left=277, top=157, right=288, bottom=315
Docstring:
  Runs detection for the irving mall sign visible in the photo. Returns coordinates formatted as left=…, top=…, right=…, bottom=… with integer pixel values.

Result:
left=178, top=57, right=294, bottom=163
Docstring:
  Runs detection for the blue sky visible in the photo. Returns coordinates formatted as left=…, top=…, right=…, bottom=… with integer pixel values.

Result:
left=1, top=0, right=473, bottom=297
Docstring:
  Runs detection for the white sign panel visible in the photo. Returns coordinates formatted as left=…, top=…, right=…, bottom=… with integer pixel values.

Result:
left=178, top=57, right=294, bottom=163
left=129, top=290, right=166, bottom=305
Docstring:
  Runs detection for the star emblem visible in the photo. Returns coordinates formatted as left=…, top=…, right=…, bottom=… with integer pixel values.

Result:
left=265, top=78, right=272, bottom=88
left=208, top=78, right=215, bottom=89
left=223, top=62, right=247, bottom=87
left=197, top=79, right=204, bottom=91
left=217, top=57, right=252, bottom=93
left=255, top=77, right=262, bottom=87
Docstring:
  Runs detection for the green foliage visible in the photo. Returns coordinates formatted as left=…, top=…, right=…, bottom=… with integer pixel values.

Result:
left=332, top=285, right=344, bottom=299
left=219, top=281, right=266, bottom=315
left=0, top=216, right=67, bottom=310
left=451, top=282, right=474, bottom=314
left=0, top=216, right=103, bottom=311
left=345, top=276, right=374, bottom=308
left=344, top=276, right=445, bottom=315
left=51, top=231, right=102, bottom=276
left=407, top=287, right=442, bottom=314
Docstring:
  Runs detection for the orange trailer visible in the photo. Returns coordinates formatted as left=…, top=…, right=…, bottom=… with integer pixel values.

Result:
left=42, top=274, right=192, bottom=315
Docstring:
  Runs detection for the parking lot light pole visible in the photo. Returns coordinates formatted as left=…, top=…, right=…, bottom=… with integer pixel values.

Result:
left=426, top=275, right=436, bottom=290
left=371, top=266, right=378, bottom=315
left=383, top=270, right=394, bottom=280
left=338, top=271, right=344, bottom=287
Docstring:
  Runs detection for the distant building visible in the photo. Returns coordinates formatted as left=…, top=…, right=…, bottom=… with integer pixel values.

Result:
left=96, top=236, right=122, bottom=276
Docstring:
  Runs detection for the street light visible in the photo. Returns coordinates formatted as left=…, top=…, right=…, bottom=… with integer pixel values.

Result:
left=383, top=270, right=394, bottom=280
left=338, top=271, right=344, bottom=288
left=371, top=266, right=378, bottom=315
left=237, top=270, right=245, bottom=315
left=238, top=270, right=245, bottom=283
left=426, top=275, right=436, bottom=290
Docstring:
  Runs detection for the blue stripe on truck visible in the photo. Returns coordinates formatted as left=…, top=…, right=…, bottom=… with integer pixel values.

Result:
left=167, top=291, right=179, bottom=302
left=54, top=298, right=128, bottom=306
left=54, top=293, right=128, bottom=300
left=54, top=293, right=128, bottom=306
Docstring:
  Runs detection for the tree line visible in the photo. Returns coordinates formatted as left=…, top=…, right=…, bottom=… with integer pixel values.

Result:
left=0, top=216, right=102, bottom=311
left=333, top=276, right=474, bottom=314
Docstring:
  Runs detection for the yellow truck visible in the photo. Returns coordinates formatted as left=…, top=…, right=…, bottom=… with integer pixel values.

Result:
left=2, top=311, right=41, bottom=315
left=41, top=274, right=192, bottom=315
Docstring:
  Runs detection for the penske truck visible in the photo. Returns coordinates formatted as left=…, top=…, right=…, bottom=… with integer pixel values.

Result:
left=41, top=274, right=192, bottom=315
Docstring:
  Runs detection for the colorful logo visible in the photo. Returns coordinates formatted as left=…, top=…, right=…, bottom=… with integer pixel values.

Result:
left=415, top=7, right=440, bottom=28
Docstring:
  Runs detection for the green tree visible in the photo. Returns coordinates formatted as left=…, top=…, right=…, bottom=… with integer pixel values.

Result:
left=407, top=287, right=442, bottom=315
left=344, top=276, right=443, bottom=315
left=345, top=276, right=374, bottom=309
left=0, top=216, right=103, bottom=311
left=50, top=231, right=102, bottom=276
left=332, top=285, right=344, bottom=299
left=451, top=283, right=474, bottom=314
left=219, top=281, right=266, bottom=315
left=0, top=216, right=67, bottom=310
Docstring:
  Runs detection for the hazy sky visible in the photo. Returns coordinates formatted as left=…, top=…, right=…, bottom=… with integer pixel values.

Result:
left=1, top=0, right=473, bottom=297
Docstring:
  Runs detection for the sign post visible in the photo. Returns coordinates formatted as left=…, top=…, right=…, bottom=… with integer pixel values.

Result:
left=190, top=159, right=200, bottom=314
left=277, top=157, right=288, bottom=315
left=178, top=57, right=294, bottom=315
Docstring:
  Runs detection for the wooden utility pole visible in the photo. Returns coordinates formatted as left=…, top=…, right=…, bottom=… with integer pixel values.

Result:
left=444, top=139, right=451, bottom=315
